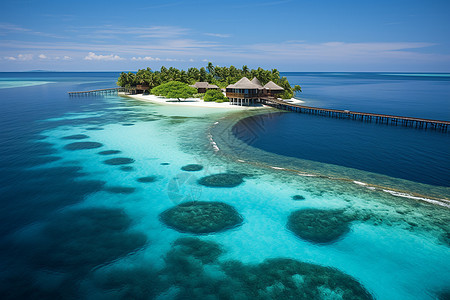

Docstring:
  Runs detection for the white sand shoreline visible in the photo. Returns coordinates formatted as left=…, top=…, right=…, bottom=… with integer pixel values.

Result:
left=120, top=93, right=304, bottom=109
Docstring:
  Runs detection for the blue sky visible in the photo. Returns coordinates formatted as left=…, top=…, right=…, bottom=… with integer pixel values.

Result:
left=1, top=0, right=449, bottom=72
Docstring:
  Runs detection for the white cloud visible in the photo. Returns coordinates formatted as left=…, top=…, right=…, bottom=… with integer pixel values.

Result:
left=244, top=41, right=438, bottom=63
left=74, top=25, right=189, bottom=39
left=84, top=52, right=124, bottom=61
left=132, top=56, right=160, bottom=61
left=0, top=23, right=64, bottom=38
left=63, top=55, right=72, bottom=60
left=0, top=23, right=31, bottom=33
left=4, top=54, right=33, bottom=61
left=18, top=54, right=33, bottom=60
left=205, top=33, right=231, bottom=38
left=38, top=54, right=47, bottom=59
left=131, top=56, right=182, bottom=62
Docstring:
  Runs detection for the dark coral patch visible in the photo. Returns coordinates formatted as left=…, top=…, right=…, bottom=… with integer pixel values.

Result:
left=105, top=187, right=136, bottom=194
left=160, top=162, right=170, bottom=166
left=103, top=157, right=135, bottom=165
left=168, top=237, right=223, bottom=265
left=98, top=150, right=122, bottom=155
left=86, top=127, right=104, bottom=131
left=198, top=173, right=244, bottom=188
left=31, top=208, right=147, bottom=272
left=181, top=164, right=204, bottom=172
left=137, top=176, right=158, bottom=183
left=64, top=142, right=103, bottom=150
left=93, top=237, right=373, bottom=300
left=160, top=201, right=243, bottom=234
left=121, top=123, right=135, bottom=126
left=120, top=166, right=134, bottom=172
left=287, top=209, right=353, bottom=244
left=93, top=266, right=164, bottom=299
left=62, top=134, right=89, bottom=140
left=437, top=290, right=450, bottom=300
left=221, top=258, right=373, bottom=300
left=292, top=195, right=305, bottom=201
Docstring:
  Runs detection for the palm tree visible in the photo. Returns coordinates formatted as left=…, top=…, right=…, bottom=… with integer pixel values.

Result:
left=199, top=67, right=207, bottom=81
left=271, top=68, right=280, bottom=81
left=242, top=65, right=249, bottom=77
left=207, top=62, right=215, bottom=78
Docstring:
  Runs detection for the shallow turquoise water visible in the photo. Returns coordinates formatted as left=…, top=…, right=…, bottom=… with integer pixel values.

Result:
left=0, top=73, right=449, bottom=299
left=0, top=79, right=53, bottom=89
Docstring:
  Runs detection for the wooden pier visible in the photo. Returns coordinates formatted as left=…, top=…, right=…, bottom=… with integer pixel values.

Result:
left=260, top=97, right=449, bottom=131
left=68, top=87, right=127, bottom=96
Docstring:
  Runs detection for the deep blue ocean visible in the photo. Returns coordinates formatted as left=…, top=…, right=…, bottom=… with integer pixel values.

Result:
left=234, top=72, right=450, bottom=187
left=0, top=72, right=449, bottom=299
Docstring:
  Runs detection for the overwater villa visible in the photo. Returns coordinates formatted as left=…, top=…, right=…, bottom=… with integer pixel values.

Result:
left=189, top=82, right=219, bottom=93
left=226, top=77, right=284, bottom=106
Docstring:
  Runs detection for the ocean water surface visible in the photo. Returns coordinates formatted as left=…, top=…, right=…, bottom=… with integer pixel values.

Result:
left=0, top=72, right=449, bottom=299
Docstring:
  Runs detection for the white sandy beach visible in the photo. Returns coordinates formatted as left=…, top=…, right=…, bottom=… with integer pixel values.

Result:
left=121, top=93, right=304, bottom=109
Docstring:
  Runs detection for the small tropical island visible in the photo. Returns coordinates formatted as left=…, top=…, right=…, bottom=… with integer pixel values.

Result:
left=117, top=63, right=302, bottom=108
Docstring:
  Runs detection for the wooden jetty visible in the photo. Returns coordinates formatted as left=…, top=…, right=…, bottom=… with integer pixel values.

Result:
left=68, top=87, right=127, bottom=96
left=260, top=97, right=449, bottom=131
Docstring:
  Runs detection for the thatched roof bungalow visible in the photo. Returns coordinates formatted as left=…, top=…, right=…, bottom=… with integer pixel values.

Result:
left=189, top=82, right=219, bottom=93
left=225, top=77, right=284, bottom=105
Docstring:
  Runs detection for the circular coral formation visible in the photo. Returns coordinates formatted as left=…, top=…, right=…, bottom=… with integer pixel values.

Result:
left=103, top=157, right=135, bottom=165
left=64, top=142, right=103, bottom=150
left=292, top=195, right=306, bottom=201
left=98, top=150, right=122, bottom=155
left=197, top=173, right=244, bottom=188
left=137, top=176, right=158, bottom=183
left=160, top=201, right=243, bottom=234
left=181, top=164, right=204, bottom=172
left=62, top=134, right=89, bottom=140
left=287, top=209, right=353, bottom=244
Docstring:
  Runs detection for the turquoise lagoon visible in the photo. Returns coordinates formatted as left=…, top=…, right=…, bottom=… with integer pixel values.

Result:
left=0, top=73, right=449, bottom=299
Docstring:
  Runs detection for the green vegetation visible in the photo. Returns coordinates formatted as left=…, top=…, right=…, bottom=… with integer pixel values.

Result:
left=203, top=89, right=228, bottom=102
left=117, top=63, right=301, bottom=99
left=192, top=93, right=205, bottom=99
left=150, top=81, right=197, bottom=101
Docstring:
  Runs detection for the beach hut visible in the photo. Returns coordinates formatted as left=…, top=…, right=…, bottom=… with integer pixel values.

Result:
left=189, top=82, right=219, bottom=93
left=226, top=77, right=284, bottom=105
left=263, top=81, right=284, bottom=98
left=226, top=77, right=261, bottom=106
left=250, top=77, right=263, bottom=88
left=136, top=84, right=150, bottom=94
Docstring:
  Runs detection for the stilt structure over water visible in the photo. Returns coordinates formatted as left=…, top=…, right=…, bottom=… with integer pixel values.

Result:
left=226, top=77, right=284, bottom=106
left=68, top=87, right=127, bottom=96
left=260, top=97, right=449, bottom=131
